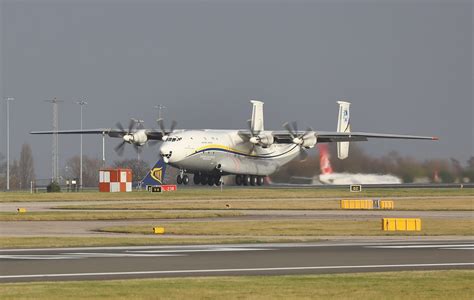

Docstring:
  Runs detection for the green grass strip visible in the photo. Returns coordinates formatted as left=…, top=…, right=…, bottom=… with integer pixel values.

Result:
left=0, top=270, right=472, bottom=300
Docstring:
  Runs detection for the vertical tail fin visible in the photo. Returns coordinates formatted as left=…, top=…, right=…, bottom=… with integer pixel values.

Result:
left=250, top=100, right=264, bottom=133
left=336, top=100, right=351, bottom=159
left=140, top=159, right=167, bottom=186
left=319, top=144, right=333, bottom=175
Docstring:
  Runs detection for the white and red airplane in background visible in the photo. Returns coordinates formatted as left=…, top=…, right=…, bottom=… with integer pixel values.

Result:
left=318, top=144, right=402, bottom=184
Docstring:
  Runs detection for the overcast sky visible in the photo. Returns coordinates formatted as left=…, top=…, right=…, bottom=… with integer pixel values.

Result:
left=1, top=0, right=472, bottom=179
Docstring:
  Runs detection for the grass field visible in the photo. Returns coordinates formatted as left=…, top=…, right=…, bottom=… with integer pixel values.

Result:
left=1, top=270, right=472, bottom=300
left=0, top=187, right=471, bottom=248
left=99, top=218, right=474, bottom=236
left=0, top=211, right=242, bottom=221
left=57, top=197, right=474, bottom=211
left=1, top=188, right=472, bottom=203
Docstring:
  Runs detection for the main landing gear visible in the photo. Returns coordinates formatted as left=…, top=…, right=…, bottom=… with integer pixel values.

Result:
left=235, top=175, right=264, bottom=186
left=192, top=172, right=222, bottom=186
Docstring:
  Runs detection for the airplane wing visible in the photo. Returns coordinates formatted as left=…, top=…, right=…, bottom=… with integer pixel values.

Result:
left=264, top=130, right=438, bottom=144
left=313, top=131, right=438, bottom=143
left=30, top=128, right=167, bottom=140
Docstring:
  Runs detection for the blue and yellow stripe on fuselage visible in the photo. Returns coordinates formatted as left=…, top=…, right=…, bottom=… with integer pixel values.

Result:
left=186, top=144, right=298, bottom=159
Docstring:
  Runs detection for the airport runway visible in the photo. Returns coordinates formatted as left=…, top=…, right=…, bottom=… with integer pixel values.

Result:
left=0, top=240, right=472, bottom=282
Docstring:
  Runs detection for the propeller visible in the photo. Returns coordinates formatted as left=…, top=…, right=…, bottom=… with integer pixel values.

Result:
left=282, top=122, right=313, bottom=146
left=237, top=119, right=274, bottom=154
left=157, top=118, right=177, bottom=141
left=113, top=119, right=141, bottom=156
left=282, top=121, right=316, bottom=161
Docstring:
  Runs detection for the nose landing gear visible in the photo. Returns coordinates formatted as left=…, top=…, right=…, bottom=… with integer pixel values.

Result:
left=176, top=171, right=189, bottom=185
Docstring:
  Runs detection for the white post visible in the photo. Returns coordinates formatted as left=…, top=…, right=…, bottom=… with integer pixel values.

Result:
left=5, top=97, right=14, bottom=191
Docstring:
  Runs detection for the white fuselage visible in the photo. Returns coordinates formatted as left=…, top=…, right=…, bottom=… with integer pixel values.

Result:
left=159, top=130, right=301, bottom=176
left=318, top=173, right=402, bottom=185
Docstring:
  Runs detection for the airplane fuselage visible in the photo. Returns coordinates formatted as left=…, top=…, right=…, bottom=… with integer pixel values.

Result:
left=160, top=130, right=301, bottom=177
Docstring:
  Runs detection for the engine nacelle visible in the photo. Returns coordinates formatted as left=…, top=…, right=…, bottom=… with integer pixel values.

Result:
left=301, top=132, right=317, bottom=148
left=129, top=130, right=148, bottom=146
left=257, top=132, right=274, bottom=147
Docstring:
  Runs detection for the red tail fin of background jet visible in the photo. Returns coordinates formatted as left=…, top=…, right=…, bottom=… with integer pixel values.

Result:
left=319, top=144, right=333, bottom=175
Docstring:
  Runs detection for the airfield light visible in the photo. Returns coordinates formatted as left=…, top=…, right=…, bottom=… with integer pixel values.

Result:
left=154, top=104, right=166, bottom=120
left=76, top=100, right=88, bottom=190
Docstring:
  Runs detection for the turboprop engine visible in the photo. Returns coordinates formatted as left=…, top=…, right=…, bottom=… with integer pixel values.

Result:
left=249, top=132, right=274, bottom=148
left=283, top=122, right=317, bottom=149
left=114, top=120, right=149, bottom=156
left=123, top=129, right=148, bottom=146
left=292, top=131, right=317, bottom=148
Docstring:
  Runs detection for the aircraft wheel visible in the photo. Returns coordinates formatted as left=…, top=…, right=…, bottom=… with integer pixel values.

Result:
left=201, top=175, right=208, bottom=185
left=208, top=177, right=215, bottom=186
left=257, top=176, right=264, bottom=186
left=243, top=175, right=250, bottom=186
left=250, top=175, right=258, bottom=186
left=176, top=175, right=183, bottom=185
left=193, top=173, right=201, bottom=185
left=182, top=175, right=189, bottom=185
left=235, top=175, right=242, bottom=186
left=214, top=176, right=221, bottom=186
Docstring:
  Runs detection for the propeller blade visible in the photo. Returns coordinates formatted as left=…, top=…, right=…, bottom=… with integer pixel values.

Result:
left=114, top=141, right=126, bottom=156
left=298, top=148, right=308, bottom=161
left=127, top=119, right=135, bottom=132
left=302, top=127, right=313, bottom=139
left=291, top=121, right=298, bottom=134
left=170, top=120, right=177, bottom=132
left=157, top=118, right=166, bottom=134
left=114, top=122, right=127, bottom=137
left=149, top=140, right=160, bottom=146
left=283, top=122, right=295, bottom=138
left=116, top=122, right=125, bottom=132
left=133, top=144, right=142, bottom=154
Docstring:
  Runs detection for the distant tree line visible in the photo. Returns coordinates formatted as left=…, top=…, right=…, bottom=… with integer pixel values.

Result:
left=0, top=144, right=36, bottom=190
left=271, top=144, right=474, bottom=184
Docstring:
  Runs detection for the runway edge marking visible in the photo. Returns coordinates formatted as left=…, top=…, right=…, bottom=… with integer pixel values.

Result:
left=1, top=263, right=473, bottom=280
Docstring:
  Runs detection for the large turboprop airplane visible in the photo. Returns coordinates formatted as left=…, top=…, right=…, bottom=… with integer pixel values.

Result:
left=31, top=100, right=438, bottom=186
